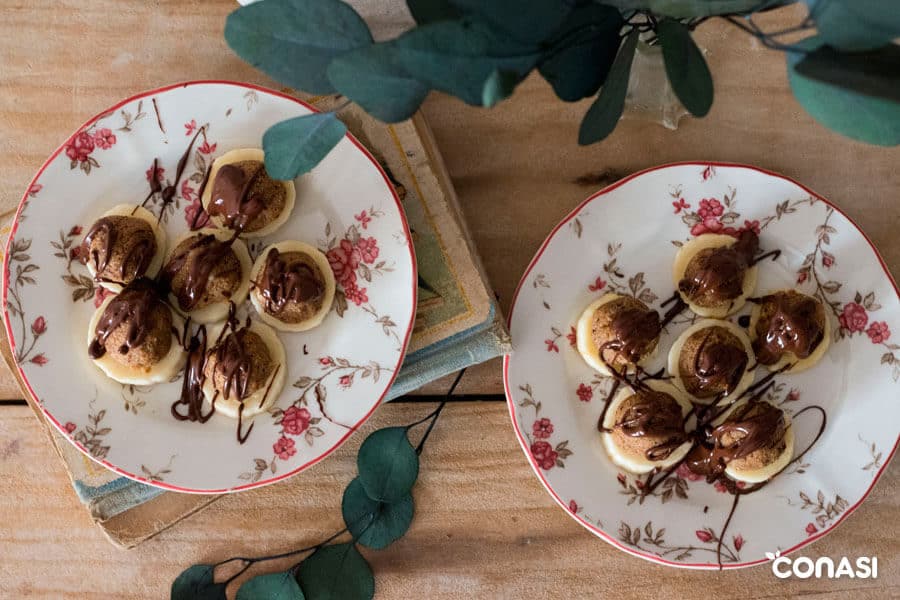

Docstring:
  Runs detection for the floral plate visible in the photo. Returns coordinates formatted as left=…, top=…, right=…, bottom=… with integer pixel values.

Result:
left=3, top=81, right=416, bottom=493
left=504, top=162, right=899, bottom=569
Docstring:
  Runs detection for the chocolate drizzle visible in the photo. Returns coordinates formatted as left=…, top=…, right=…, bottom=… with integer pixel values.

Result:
left=611, top=391, right=689, bottom=461
left=678, top=231, right=759, bottom=305
left=80, top=217, right=155, bottom=283
left=751, top=292, right=825, bottom=365
left=600, top=305, right=661, bottom=367
left=88, top=279, right=160, bottom=359
left=690, top=329, right=749, bottom=396
left=138, top=128, right=203, bottom=223
left=160, top=233, right=238, bottom=311
left=207, top=163, right=267, bottom=231
left=171, top=320, right=215, bottom=424
left=257, top=248, right=324, bottom=315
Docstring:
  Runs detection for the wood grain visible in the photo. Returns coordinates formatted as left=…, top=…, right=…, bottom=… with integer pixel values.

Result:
left=0, top=402, right=896, bottom=598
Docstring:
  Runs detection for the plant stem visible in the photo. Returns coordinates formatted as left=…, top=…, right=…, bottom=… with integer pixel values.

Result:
left=408, top=368, right=466, bottom=454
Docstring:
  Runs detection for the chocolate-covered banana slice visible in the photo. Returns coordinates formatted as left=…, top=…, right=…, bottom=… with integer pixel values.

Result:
left=575, top=293, right=661, bottom=375
left=249, top=241, right=336, bottom=332
left=667, top=319, right=755, bottom=404
left=749, top=290, right=830, bottom=373
left=81, top=204, right=167, bottom=292
left=201, top=148, right=296, bottom=238
left=86, top=279, right=185, bottom=385
left=600, top=380, right=693, bottom=475
left=673, top=231, right=759, bottom=318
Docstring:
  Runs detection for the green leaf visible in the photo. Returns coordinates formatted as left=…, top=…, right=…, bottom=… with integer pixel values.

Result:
left=658, top=18, right=713, bottom=117
left=794, top=44, right=900, bottom=104
left=578, top=30, right=639, bottom=144
left=327, top=45, right=429, bottom=122
left=225, top=0, right=373, bottom=94
left=448, top=0, right=575, bottom=43
left=406, top=0, right=461, bottom=24
left=806, top=0, right=900, bottom=51
left=297, top=543, right=374, bottom=600
left=171, top=565, right=226, bottom=600
left=482, top=69, right=520, bottom=107
left=387, top=18, right=540, bottom=106
left=237, top=571, right=304, bottom=600
left=788, top=36, right=900, bottom=146
left=262, top=112, right=347, bottom=180
left=602, top=0, right=788, bottom=18
left=342, top=478, right=414, bottom=550
left=357, top=427, right=419, bottom=502
left=537, top=3, right=624, bottom=102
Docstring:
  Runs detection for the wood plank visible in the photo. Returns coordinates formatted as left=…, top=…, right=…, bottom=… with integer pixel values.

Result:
left=0, top=402, right=897, bottom=598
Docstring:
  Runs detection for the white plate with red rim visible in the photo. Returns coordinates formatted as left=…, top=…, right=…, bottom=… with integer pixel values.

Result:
left=504, top=162, right=900, bottom=569
left=2, top=81, right=416, bottom=493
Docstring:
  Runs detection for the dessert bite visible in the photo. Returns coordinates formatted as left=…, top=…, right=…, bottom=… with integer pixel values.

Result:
left=201, top=320, right=286, bottom=423
left=80, top=205, right=167, bottom=292
left=86, top=278, right=185, bottom=385
left=672, top=231, right=760, bottom=318
left=667, top=318, right=755, bottom=404
left=249, top=241, right=336, bottom=332
left=686, top=400, right=794, bottom=484
left=201, top=148, right=295, bottom=238
left=161, top=228, right=252, bottom=324
left=749, top=290, right=830, bottom=373
left=600, top=380, right=693, bottom=474
left=576, top=293, right=661, bottom=375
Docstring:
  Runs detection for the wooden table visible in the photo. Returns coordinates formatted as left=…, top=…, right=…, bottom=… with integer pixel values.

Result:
left=1, top=1, right=898, bottom=598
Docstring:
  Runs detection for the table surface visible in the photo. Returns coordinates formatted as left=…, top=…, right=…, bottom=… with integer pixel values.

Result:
left=1, top=1, right=899, bottom=598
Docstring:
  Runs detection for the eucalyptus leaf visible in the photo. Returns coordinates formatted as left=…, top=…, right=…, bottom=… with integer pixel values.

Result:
left=537, top=3, right=624, bottom=102
left=225, top=0, right=372, bottom=94
left=262, top=112, right=347, bottom=180
left=357, top=427, right=419, bottom=502
left=788, top=37, right=900, bottom=145
left=406, top=0, right=461, bottom=24
left=482, top=69, right=520, bottom=107
left=447, top=0, right=575, bottom=43
left=328, top=45, right=429, bottom=122
left=297, top=543, right=374, bottom=600
left=794, top=44, right=900, bottom=104
left=578, top=30, right=639, bottom=144
left=601, top=0, right=790, bottom=18
left=387, top=19, right=540, bottom=106
left=236, top=571, right=304, bottom=600
left=342, top=478, right=415, bottom=550
left=658, top=18, right=713, bottom=117
left=806, top=0, right=900, bottom=52
left=171, top=565, right=227, bottom=600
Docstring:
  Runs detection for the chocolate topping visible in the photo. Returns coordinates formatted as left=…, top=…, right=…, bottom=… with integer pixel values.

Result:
left=81, top=216, right=156, bottom=284
left=88, top=278, right=172, bottom=366
left=257, top=248, right=325, bottom=319
left=592, top=297, right=661, bottom=370
left=204, top=327, right=274, bottom=402
left=171, top=321, right=215, bottom=424
left=208, top=161, right=285, bottom=233
left=686, top=401, right=787, bottom=479
left=678, top=230, right=759, bottom=308
left=678, top=327, right=749, bottom=398
left=752, top=291, right=825, bottom=365
left=161, top=234, right=241, bottom=311
left=611, top=390, right=688, bottom=461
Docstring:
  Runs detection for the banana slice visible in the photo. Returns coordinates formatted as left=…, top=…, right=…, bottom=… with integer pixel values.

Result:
left=201, top=320, right=286, bottom=420
left=717, top=400, right=795, bottom=484
left=87, top=294, right=185, bottom=385
left=201, top=148, right=296, bottom=238
left=84, top=204, right=167, bottom=293
left=249, top=241, right=336, bottom=332
left=576, top=293, right=658, bottom=375
left=600, top=380, right=693, bottom=475
left=672, top=234, right=758, bottom=318
left=163, top=228, right=252, bottom=324
left=667, top=318, right=755, bottom=404
left=748, top=292, right=831, bottom=374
